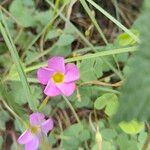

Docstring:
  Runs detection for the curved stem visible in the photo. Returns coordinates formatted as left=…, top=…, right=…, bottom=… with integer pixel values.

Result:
left=2, top=100, right=27, bottom=127
left=62, top=95, right=80, bottom=123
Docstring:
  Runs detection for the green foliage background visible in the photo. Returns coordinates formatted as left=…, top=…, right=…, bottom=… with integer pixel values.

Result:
left=0, top=0, right=149, bottom=149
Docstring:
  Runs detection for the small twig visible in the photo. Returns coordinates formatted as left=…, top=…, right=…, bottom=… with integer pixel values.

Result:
left=80, top=80, right=124, bottom=87
left=55, top=113, right=63, bottom=132
left=57, top=110, right=69, bottom=127
left=62, top=110, right=71, bottom=126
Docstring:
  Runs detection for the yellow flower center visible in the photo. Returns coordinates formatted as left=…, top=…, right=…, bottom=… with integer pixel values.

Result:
left=30, top=126, right=40, bottom=134
left=52, top=72, right=64, bottom=83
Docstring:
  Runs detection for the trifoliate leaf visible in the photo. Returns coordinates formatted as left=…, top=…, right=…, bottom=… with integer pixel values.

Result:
left=57, top=34, right=75, bottom=46
left=80, top=58, right=103, bottom=82
left=119, top=120, right=144, bottom=134
left=94, top=93, right=118, bottom=116
left=9, top=0, right=35, bottom=27
left=116, top=29, right=139, bottom=46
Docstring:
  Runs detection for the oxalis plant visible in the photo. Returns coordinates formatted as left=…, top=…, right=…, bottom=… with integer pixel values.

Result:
left=0, top=0, right=150, bottom=150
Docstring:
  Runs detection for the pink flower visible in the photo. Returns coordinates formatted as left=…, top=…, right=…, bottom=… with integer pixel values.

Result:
left=37, top=56, right=80, bottom=97
left=18, top=112, right=54, bottom=150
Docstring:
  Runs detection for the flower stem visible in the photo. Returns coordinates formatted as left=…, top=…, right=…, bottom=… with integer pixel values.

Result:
left=2, top=100, right=27, bottom=127
left=38, top=96, right=49, bottom=111
left=62, top=95, right=80, bottom=123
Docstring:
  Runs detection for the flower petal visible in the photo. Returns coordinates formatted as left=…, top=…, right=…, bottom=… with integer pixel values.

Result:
left=25, top=137, right=39, bottom=150
left=30, top=112, right=45, bottom=126
left=37, top=68, right=54, bottom=85
left=64, top=64, right=80, bottom=82
left=44, top=80, right=61, bottom=96
left=48, top=56, right=65, bottom=73
left=41, top=118, right=54, bottom=135
left=18, top=130, right=34, bottom=144
left=57, top=82, right=76, bottom=96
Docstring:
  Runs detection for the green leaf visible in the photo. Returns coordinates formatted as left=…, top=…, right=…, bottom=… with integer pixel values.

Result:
left=14, top=118, right=26, bottom=132
left=94, top=93, right=118, bottom=116
left=62, top=0, right=71, bottom=4
left=49, top=45, right=71, bottom=57
left=114, top=3, right=150, bottom=122
left=137, top=130, right=147, bottom=150
left=0, top=55, right=11, bottom=69
left=80, top=58, right=103, bottom=82
left=92, top=141, right=116, bottom=150
left=0, top=79, right=26, bottom=120
left=94, top=58, right=103, bottom=78
left=15, top=31, right=35, bottom=50
left=8, top=81, right=41, bottom=107
left=35, top=10, right=53, bottom=28
left=45, top=29, right=61, bottom=40
left=74, top=86, right=93, bottom=108
left=116, top=29, right=139, bottom=46
left=22, top=0, right=34, bottom=7
left=103, top=141, right=116, bottom=150
left=0, top=110, right=10, bottom=130
left=119, top=120, right=144, bottom=134
left=57, top=33, right=75, bottom=46
left=62, top=123, right=90, bottom=150
left=116, top=134, right=138, bottom=150
left=0, top=43, right=8, bottom=54
left=9, top=0, right=35, bottom=27
left=9, top=81, right=27, bottom=105
left=48, top=133, right=57, bottom=146
left=25, top=49, right=39, bottom=64
left=101, top=128, right=117, bottom=140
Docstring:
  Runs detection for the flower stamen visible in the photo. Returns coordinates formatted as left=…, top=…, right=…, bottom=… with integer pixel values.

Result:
left=30, top=126, right=40, bottom=134
left=52, top=72, right=64, bottom=83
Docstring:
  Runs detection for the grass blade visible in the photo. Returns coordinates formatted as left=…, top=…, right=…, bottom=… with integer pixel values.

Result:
left=5, top=46, right=137, bottom=80
left=86, top=0, right=140, bottom=43
left=0, top=79, right=27, bottom=122
left=80, top=0, right=108, bottom=45
left=0, top=12, right=37, bottom=110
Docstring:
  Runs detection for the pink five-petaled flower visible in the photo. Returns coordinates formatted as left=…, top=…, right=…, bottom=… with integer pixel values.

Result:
left=37, top=56, right=80, bottom=97
left=17, top=112, right=54, bottom=150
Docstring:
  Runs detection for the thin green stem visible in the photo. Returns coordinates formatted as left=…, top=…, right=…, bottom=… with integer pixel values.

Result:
left=2, top=99, right=27, bottom=127
left=5, top=46, right=137, bottom=81
left=0, top=79, right=27, bottom=127
left=86, top=0, right=140, bottom=43
left=62, top=95, right=80, bottom=123
left=65, top=46, right=137, bottom=63
left=80, top=0, right=108, bottom=45
left=0, top=12, right=37, bottom=110
left=38, top=96, right=49, bottom=111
